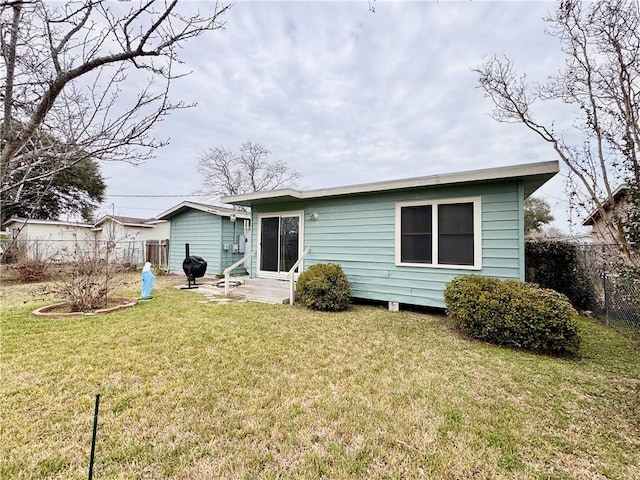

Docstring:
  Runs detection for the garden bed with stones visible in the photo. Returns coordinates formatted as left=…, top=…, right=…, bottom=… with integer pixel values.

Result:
left=32, top=297, right=138, bottom=318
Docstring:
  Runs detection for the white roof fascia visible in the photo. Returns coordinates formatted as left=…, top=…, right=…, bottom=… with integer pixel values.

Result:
left=222, top=160, right=560, bottom=205
left=156, top=201, right=250, bottom=220
left=94, top=216, right=152, bottom=228
left=221, top=189, right=301, bottom=205
left=121, top=222, right=154, bottom=228
left=3, top=217, right=93, bottom=228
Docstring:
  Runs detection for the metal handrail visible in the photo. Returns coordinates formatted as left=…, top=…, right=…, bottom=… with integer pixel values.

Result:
left=287, top=246, right=310, bottom=305
left=223, top=250, right=256, bottom=297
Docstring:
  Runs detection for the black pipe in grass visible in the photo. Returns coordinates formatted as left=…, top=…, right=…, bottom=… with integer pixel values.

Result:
left=88, top=394, right=100, bottom=480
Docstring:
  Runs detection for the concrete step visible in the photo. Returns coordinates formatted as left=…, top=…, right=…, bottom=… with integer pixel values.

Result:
left=232, top=278, right=291, bottom=304
left=242, top=294, right=290, bottom=305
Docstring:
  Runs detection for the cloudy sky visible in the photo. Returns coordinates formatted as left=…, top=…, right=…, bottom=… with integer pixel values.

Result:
left=100, top=0, right=582, bottom=232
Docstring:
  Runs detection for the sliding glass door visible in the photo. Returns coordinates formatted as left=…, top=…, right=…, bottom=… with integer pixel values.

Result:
left=258, top=213, right=302, bottom=276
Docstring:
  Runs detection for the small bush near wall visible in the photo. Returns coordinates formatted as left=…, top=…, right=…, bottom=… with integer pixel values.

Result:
left=9, top=240, right=53, bottom=282
left=296, top=263, right=351, bottom=311
left=444, top=275, right=581, bottom=356
left=525, top=240, right=597, bottom=311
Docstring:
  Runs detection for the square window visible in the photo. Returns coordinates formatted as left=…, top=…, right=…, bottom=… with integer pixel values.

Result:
left=396, top=197, right=481, bottom=269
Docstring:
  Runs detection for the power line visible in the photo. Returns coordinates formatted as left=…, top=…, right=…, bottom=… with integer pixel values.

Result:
left=101, top=205, right=168, bottom=211
left=105, top=194, right=201, bottom=198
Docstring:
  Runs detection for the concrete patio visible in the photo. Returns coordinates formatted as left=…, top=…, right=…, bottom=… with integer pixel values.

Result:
left=175, top=276, right=291, bottom=305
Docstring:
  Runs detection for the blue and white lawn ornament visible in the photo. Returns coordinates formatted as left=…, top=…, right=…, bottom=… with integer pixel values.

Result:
left=140, top=262, right=156, bottom=300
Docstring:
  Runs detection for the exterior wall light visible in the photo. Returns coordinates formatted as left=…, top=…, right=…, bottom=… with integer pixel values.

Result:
left=307, top=213, right=319, bottom=221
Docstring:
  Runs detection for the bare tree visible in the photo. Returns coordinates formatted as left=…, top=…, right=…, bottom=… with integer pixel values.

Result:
left=474, top=0, right=639, bottom=268
left=0, top=0, right=231, bottom=258
left=198, top=141, right=301, bottom=204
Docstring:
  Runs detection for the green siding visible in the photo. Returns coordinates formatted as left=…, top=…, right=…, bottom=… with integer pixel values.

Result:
left=220, top=218, right=248, bottom=275
left=168, top=210, right=221, bottom=275
left=168, top=210, right=248, bottom=277
left=249, top=180, right=525, bottom=309
left=518, top=181, right=526, bottom=278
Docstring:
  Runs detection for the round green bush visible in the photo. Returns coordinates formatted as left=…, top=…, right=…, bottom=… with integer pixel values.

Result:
left=444, top=275, right=581, bottom=356
left=296, top=263, right=351, bottom=311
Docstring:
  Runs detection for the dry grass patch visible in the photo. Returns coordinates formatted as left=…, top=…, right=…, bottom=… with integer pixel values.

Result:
left=1, top=275, right=639, bottom=479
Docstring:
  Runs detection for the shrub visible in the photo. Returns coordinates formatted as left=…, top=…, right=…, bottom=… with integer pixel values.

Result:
left=53, top=241, right=128, bottom=312
left=444, top=275, right=581, bottom=356
left=152, top=264, right=166, bottom=276
left=9, top=240, right=53, bottom=283
left=296, top=263, right=351, bottom=311
left=525, top=240, right=597, bottom=311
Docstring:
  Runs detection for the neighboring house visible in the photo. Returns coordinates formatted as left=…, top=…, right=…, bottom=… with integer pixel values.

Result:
left=93, top=215, right=170, bottom=243
left=2, top=218, right=94, bottom=261
left=92, top=215, right=170, bottom=265
left=526, top=228, right=593, bottom=244
left=582, top=184, right=639, bottom=269
left=222, top=161, right=559, bottom=309
left=157, top=201, right=250, bottom=277
left=3, top=216, right=170, bottom=265
left=581, top=185, right=629, bottom=246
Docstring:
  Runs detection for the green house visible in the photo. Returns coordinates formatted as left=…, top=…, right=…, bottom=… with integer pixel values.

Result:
left=157, top=202, right=250, bottom=277
left=222, top=161, right=559, bottom=309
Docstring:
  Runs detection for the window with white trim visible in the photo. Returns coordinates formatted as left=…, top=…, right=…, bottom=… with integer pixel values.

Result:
left=395, top=197, right=482, bottom=270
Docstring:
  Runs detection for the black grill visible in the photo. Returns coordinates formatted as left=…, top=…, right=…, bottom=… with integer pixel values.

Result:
left=182, top=243, right=207, bottom=288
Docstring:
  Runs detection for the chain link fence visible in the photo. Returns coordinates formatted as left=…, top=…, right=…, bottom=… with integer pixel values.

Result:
left=600, top=276, right=640, bottom=335
left=2, top=238, right=170, bottom=267
left=577, top=244, right=639, bottom=338
left=2, top=238, right=146, bottom=266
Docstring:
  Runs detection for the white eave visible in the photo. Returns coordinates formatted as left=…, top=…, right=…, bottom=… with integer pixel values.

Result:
left=222, top=160, right=560, bottom=207
left=156, top=201, right=251, bottom=221
left=3, top=217, right=93, bottom=228
left=93, top=215, right=156, bottom=228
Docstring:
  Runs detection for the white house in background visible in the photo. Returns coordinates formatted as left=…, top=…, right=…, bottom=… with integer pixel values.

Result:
left=2, top=218, right=95, bottom=261
left=3, top=215, right=170, bottom=266
left=91, top=215, right=170, bottom=265
left=92, top=216, right=170, bottom=243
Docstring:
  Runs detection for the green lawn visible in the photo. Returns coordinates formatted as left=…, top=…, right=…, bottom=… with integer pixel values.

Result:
left=1, top=276, right=639, bottom=479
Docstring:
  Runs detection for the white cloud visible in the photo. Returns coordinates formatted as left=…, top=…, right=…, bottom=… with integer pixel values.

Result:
left=99, top=1, right=582, bottom=233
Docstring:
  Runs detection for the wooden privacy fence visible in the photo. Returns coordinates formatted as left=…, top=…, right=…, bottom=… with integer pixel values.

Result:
left=145, top=239, right=169, bottom=268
